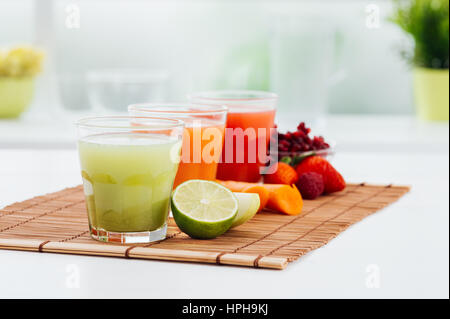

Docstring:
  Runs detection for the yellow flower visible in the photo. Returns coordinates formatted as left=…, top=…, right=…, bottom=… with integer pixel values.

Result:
left=0, top=46, right=44, bottom=77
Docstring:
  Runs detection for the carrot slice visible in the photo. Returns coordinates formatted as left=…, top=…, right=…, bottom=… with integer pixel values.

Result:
left=241, top=185, right=269, bottom=212
left=216, top=180, right=269, bottom=212
left=216, top=180, right=303, bottom=215
left=263, top=184, right=303, bottom=216
left=215, top=180, right=252, bottom=192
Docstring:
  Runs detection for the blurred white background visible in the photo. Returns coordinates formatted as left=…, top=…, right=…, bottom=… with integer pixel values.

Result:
left=1, top=0, right=447, bottom=152
left=1, top=0, right=413, bottom=116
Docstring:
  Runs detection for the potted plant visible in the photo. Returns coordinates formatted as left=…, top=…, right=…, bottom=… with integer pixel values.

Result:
left=391, top=0, right=449, bottom=121
left=0, top=46, right=44, bottom=118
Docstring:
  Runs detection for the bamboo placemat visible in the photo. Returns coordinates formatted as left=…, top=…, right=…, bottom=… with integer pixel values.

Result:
left=0, top=183, right=409, bottom=269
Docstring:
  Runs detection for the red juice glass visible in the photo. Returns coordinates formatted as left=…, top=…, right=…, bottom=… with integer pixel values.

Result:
left=189, top=90, right=277, bottom=182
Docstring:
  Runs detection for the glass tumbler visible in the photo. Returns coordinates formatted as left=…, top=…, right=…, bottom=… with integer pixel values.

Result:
left=189, top=90, right=277, bottom=182
left=86, top=69, right=170, bottom=112
left=128, top=103, right=227, bottom=188
left=76, top=116, right=184, bottom=244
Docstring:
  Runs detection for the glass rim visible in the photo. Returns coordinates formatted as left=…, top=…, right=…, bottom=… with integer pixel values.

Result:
left=86, top=68, right=169, bottom=83
left=75, top=115, right=185, bottom=130
left=187, top=90, right=278, bottom=102
left=128, top=103, right=228, bottom=116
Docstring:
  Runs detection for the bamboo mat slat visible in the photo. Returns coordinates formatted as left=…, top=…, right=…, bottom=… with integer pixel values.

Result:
left=0, top=183, right=410, bottom=269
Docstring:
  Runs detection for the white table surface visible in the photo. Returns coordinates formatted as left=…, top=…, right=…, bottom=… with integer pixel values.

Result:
left=0, top=114, right=448, bottom=298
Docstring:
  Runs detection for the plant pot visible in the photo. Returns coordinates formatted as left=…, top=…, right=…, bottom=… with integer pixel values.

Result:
left=0, top=76, right=34, bottom=118
left=413, top=67, right=449, bottom=121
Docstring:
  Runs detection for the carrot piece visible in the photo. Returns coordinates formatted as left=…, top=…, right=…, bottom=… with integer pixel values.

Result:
left=216, top=180, right=269, bottom=212
left=263, top=184, right=303, bottom=216
left=216, top=180, right=303, bottom=215
left=241, top=185, right=269, bottom=212
left=264, top=162, right=299, bottom=185
left=215, top=180, right=252, bottom=192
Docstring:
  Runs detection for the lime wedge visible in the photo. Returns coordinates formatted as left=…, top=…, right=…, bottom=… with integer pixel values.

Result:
left=231, top=192, right=260, bottom=228
left=171, top=180, right=238, bottom=239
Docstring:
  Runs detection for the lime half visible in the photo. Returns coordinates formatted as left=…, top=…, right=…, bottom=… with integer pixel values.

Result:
left=231, top=192, right=260, bottom=228
left=171, top=180, right=238, bottom=239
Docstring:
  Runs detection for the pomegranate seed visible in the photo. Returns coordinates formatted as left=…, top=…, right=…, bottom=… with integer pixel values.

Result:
left=274, top=121, right=330, bottom=161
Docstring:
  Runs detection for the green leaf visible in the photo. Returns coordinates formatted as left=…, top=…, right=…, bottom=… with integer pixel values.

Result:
left=291, top=152, right=316, bottom=166
left=390, top=0, right=449, bottom=69
left=280, top=156, right=292, bottom=165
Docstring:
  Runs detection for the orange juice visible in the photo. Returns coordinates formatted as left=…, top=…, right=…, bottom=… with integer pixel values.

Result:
left=174, top=122, right=225, bottom=188
left=128, top=104, right=228, bottom=188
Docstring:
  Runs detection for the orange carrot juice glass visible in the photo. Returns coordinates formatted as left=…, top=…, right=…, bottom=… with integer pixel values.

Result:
left=189, top=91, right=277, bottom=183
left=128, top=104, right=227, bottom=188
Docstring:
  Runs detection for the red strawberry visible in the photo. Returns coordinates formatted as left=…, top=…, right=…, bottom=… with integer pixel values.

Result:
left=295, top=156, right=345, bottom=193
left=264, top=162, right=299, bottom=185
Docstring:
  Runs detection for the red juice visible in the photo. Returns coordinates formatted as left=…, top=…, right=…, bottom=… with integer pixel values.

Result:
left=189, top=91, right=277, bottom=182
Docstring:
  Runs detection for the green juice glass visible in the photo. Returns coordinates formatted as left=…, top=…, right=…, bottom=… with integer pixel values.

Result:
left=76, top=116, right=184, bottom=244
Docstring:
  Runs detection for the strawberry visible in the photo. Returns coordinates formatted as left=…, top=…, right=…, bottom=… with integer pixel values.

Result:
left=295, top=156, right=345, bottom=193
left=264, top=162, right=299, bottom=185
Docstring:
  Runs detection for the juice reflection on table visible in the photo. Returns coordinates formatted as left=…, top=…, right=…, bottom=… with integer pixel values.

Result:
left=189, top=91, right=277, bottom=182
left=128, top=104, right=227, bottom=188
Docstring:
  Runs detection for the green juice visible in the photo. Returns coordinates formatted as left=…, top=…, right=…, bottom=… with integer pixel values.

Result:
left=78, top=133, right=181, bottom=233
